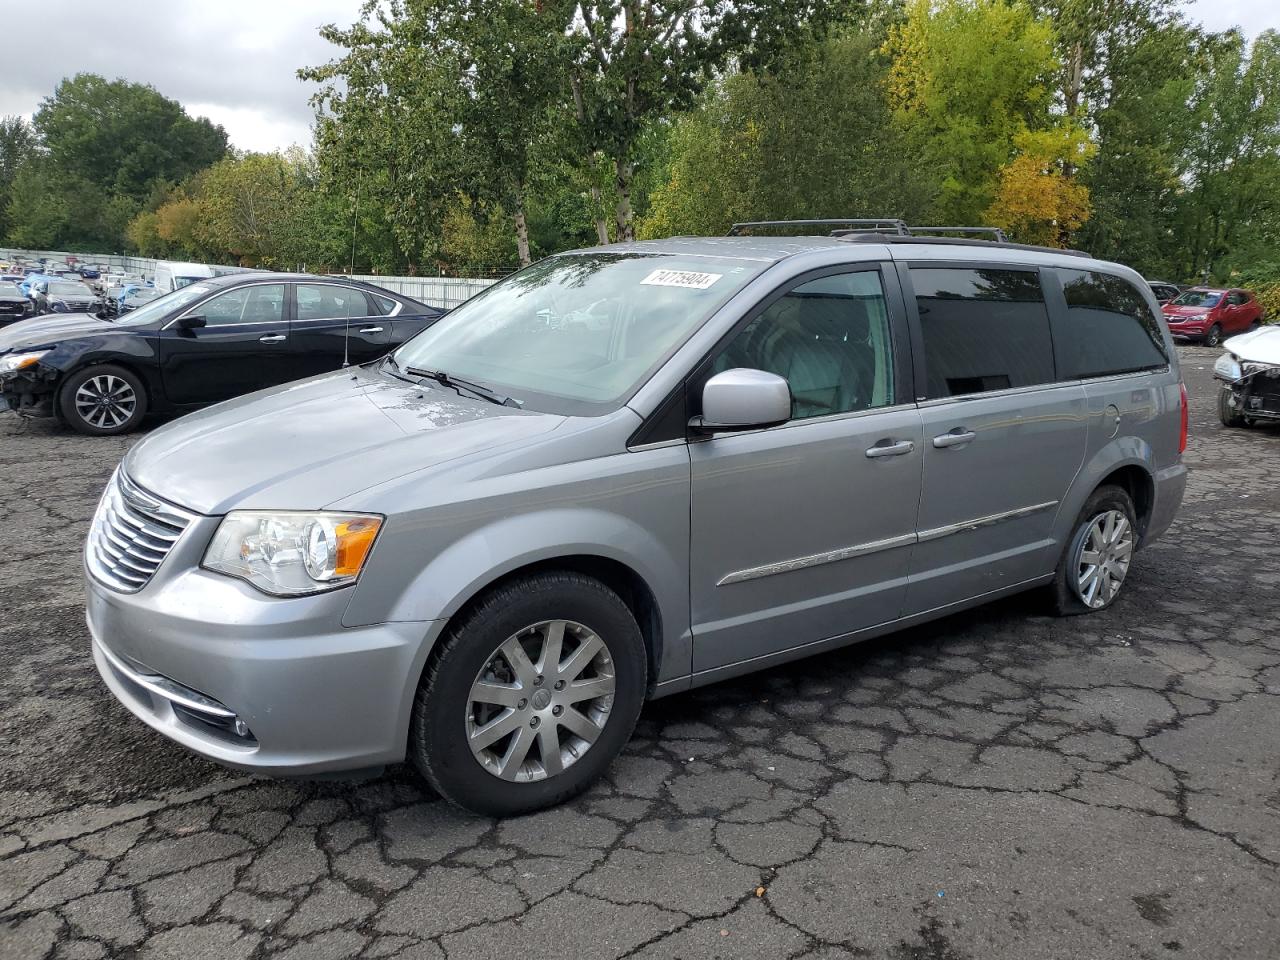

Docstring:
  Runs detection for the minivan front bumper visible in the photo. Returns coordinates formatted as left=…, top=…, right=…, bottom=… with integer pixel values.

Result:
left=86, top=563, right=442, bottom=775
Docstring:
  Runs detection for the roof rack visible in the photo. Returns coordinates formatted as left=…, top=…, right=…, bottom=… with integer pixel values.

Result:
left=909, top=225, right=1009, bottom=243
left=728, top=218, right=910, bottom=237
left=839, top=234, right=1091, bottom=258
left=722, top=217, right=1088, bottom=257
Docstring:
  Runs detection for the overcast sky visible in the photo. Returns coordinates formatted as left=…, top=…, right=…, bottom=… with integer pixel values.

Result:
left=0, top=0, right=1275, bottom=154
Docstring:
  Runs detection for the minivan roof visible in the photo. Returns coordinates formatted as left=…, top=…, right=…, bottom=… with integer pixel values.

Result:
left=578, top=235, right=1138, bottom=278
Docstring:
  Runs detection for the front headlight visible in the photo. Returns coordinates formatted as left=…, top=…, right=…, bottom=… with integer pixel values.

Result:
left=1213, top=353, right=1242, bottom=381
left=202, top=511, right=383, bottom=597
left=0, top=350, right=49, bottom=373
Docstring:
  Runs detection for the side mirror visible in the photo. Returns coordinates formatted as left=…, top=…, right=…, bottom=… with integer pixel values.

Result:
left=692, top=368, right=791, bottom=434
left=176, top=314, right=206, bottom=330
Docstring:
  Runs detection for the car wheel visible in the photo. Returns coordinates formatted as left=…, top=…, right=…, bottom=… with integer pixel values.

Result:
left=1205, top=323, right=1223, bottom=347
left=57, top=364, right=148, bottom=436
left=409, top=571, right=647, bottom=816
left=1218, top=385, right=1247, bottom=427
left=1051, top=485, right=1137, bottom=616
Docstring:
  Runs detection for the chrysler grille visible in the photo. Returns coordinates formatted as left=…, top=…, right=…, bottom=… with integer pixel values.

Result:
left=87, top=472, right=194, bottom=592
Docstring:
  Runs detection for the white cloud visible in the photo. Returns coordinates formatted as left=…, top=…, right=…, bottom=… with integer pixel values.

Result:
left=0, top=0, right=362, bottom=152
left=1183, top=0, right=1277, bottom=39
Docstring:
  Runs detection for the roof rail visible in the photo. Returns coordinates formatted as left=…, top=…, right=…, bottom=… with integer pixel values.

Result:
left=722, top=218, right=1089, bottom=257
left=728, top=218, right=910, bottom=237
left=909, top=225, right=1009, bottom=243
left=838, top=234, right=1091, bottom=258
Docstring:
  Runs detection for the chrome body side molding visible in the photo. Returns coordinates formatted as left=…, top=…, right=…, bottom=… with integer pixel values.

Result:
left=717, top=501, right=1059, bottom=587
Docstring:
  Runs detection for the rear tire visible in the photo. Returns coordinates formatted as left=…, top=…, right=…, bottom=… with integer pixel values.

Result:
left=1218, top=385, right=1246, bottom=428
left=57, top=364, right=147, bottom=436
left=1205, top=323, right=1223, bottom=347
left=409, top=572, right=647, bottom=816
left=1051, top=485, right=1137, bottom=616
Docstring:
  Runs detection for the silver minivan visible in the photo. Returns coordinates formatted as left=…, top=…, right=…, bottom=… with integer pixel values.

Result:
left=85, top=231, right=1188, bottom=815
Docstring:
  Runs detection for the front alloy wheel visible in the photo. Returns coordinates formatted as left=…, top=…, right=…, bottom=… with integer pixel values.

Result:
left=409, top=571, right=646, bottom=816
left=1205, top=323, right=1223, bottom=347
left=467, top=619, right=616, bottom=782
left=1072, top=510, right=1134, bottom=609
left=58, top=364, right=147, bottom=436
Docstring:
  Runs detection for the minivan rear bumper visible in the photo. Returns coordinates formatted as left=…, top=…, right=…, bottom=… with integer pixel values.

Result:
left=86, top=568, right=442, bottom=775
left=1146, top=461, right=1188, bottom=545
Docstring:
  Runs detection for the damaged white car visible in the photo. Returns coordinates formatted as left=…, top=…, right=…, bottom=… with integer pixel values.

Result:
left=1215, top=326, right=1280, bottom=427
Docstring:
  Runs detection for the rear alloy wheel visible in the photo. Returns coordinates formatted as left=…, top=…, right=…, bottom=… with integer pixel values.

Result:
left=410, top=572, right=646, bottom=815
left=58, top=364, right=147, bottom=436
left=1205, top=323, right=1223, bottom=347
left=1051, top=485, right=1137, bottom=616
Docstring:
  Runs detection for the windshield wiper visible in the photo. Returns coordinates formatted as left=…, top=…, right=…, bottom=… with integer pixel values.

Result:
left=404, top=366, right=522, bottom=408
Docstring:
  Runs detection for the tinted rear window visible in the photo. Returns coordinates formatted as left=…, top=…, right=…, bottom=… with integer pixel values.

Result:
left=1053, top=269, right=1168, bottom=378
left=910, top=267, right=1054, bottom=398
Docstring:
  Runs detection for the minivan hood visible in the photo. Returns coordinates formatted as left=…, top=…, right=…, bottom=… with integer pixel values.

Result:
left=0, top=313, right=113, bottom=352
left=126, top=365, right=567, bottom=515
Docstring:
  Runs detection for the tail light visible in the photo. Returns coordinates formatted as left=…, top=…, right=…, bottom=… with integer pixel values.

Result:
left=1178, top=382, right=1188, bottom=454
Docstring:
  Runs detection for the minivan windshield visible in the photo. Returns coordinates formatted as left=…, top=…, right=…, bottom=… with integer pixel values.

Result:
left=112, top=283, right=210, bottom=326
left=391, top=252, right=765, bottom=414
left=1172, top=290, right=1222, bottom=308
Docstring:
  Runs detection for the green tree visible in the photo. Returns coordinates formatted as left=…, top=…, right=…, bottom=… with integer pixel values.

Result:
left=5, top=160, right=69, bottom=249
left=566, top=0, right=841, bottom=240
left=34, top=74, right=227, bottom=202
left=0, top=116, right=36, bottom=241
left=1178, top=30, right=1280, bottom=281
left=642, top=28, right=934, bottom=237
left=884, top=0, right=1074, bottom=225
left=197, top=153, right=302, bottom=266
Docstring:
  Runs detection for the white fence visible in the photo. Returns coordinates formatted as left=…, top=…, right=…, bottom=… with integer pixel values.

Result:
left=341, top=274, right=498, bottom=310
left=0, top=247, right=499, bottom=311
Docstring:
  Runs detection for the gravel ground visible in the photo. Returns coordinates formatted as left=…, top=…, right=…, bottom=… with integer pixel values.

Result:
left=1, top=345, right=1277, bottom=959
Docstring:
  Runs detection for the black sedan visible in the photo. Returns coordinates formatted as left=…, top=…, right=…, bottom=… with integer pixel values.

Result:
left=0, top=272, right=443, bottom=435
left=0, top=281, right=31, bottom=326
left=35, top=279, right=101, bottom=315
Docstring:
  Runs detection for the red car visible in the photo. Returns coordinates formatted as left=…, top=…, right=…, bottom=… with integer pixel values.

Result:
left=1162, top=287, right=1264, bottom=346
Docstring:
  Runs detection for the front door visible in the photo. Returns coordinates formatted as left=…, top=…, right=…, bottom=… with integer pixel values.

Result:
left=899, top=264, right=1088, bottom=615
left=289, top=282, right=391, bottom=376
left=689, top=266, right=923, bottom=674
left=159, top=282, right=289, bottom=405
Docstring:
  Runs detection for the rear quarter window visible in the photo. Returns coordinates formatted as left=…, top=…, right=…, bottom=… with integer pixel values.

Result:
left=1052, top=269, right=1168, bottom=379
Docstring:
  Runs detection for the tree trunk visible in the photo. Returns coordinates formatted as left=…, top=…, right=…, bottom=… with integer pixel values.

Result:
left=514, top=193, right=531, bottom=268
left=590, top=184, right=609, bottom=244
left=614, top=156, right=634, bottom=242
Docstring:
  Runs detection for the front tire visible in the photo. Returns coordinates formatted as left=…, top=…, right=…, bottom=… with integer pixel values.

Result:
left=1218, top=385, right=1247, bottom=427
left=409, top=572, right=647, bottom=816
left=1051, top=485, right=1137, bottom=616
left=1205, top=323, right=1223, bottom=347
left=58, top=364, right=148, bottom=435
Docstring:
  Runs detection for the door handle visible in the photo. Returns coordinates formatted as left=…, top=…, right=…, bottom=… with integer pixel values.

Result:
left=259, top=334, right=287, bottom=343
left=865, top=439, right=915, bottom=459
left=933, top=429, right=976, bottom=448
left=358, top=326, right=383, bottom=334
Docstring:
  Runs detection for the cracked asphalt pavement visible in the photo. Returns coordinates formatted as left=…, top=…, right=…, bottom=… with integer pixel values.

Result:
left=2, top=345, right=1278, bottom=959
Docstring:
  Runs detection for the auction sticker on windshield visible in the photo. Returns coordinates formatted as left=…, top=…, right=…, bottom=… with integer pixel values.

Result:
left=640, top=269, right=722, bottom=290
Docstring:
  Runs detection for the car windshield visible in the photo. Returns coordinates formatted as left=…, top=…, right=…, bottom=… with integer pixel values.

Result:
left=1172, top=290, right=1222, bottom=307
left=391, top=252, right=766, bottom=415
left=112, top=283, right=212, bottom=326
left=174, top=275, right=205, bottom=289
left=49, top=281, right=89, bottom=296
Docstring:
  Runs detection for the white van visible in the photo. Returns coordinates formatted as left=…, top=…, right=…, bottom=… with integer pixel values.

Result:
left=153, top=261, right=215, bottom=294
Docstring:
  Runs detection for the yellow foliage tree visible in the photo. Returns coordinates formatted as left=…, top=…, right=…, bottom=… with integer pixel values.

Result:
left=985, top=127, right=1096, bottom=246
